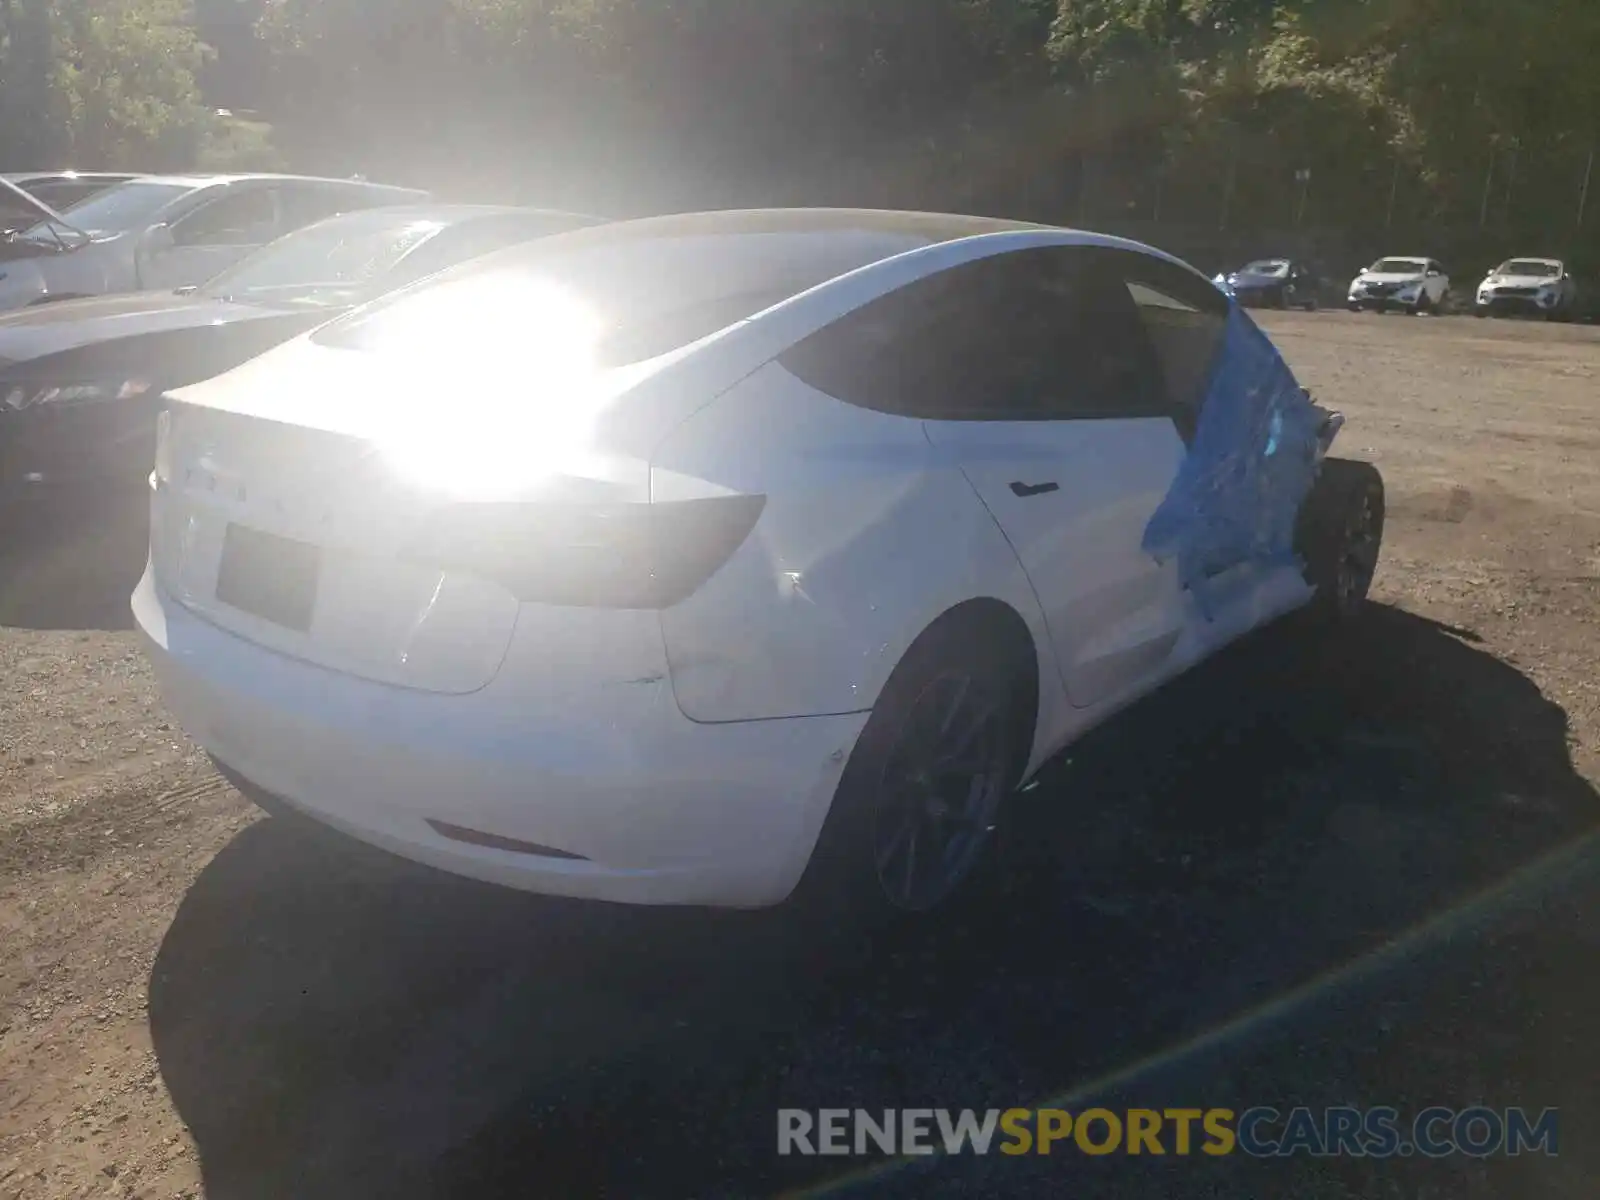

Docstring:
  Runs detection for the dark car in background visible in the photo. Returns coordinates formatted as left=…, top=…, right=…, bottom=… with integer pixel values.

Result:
left=0, top=203, right=602, bottom=589
left=0, top=172, right=137, bottom=236
left=1214, top=258, right=1319, bottom=310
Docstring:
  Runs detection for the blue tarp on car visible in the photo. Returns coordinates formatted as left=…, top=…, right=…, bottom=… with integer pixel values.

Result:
left=1142, top=302, right=1325, bottom=604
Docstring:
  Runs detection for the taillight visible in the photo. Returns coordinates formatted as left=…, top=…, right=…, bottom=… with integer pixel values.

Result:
left=405, top=494, right=765, bottom=609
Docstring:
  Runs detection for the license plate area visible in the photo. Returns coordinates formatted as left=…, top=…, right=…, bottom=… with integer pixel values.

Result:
left=216, top=524, right=320, bottom=632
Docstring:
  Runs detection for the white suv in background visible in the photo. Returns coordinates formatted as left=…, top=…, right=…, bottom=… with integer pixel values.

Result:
left=1347, top=257, right=1450, bottom=314
left=1475, top=258, right=1578, bottom=320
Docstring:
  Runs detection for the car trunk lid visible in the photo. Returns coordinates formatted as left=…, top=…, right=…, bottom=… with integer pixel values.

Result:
left=152, top=340, right=656, bottom=694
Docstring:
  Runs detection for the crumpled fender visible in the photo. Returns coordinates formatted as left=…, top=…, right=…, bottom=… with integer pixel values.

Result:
left=1142, top=303, right=1332, bottom=605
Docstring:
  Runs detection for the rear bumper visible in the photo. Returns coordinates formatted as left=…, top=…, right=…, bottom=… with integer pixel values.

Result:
left=134, top=566, right=867, bottom=907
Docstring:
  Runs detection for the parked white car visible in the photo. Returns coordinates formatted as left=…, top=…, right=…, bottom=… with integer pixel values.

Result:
left=1347, top=256, right=1450, bottom=314
left=1474, top=257, right=1577, bottom=320
left=137, top=210, right=1384, bottom=919
left=0, top=174, right=426, bottom=311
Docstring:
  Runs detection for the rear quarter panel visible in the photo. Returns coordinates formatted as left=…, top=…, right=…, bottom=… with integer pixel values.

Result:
left=651, top=360, right=1070, bottom=772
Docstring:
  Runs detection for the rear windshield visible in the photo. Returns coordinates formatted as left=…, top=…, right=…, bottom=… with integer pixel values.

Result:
left=315, top=264, right=803, bottom=368
left=202, top=211, right=446, bottom=306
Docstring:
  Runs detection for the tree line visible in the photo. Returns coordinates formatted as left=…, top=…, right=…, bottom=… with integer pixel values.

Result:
left=2, top=1, right=1597, bottom=260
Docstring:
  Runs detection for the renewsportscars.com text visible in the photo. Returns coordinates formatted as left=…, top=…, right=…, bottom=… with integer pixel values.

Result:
left=777, top=1106, right=1559, bottom=1159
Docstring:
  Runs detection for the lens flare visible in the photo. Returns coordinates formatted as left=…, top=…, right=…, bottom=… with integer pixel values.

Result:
left=369, top=274, right=608, bottom=498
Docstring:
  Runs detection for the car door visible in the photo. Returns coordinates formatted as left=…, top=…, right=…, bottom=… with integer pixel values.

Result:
left=915, top=246, right=1191, bottom=709
left=140, top=185, right=282, bottom=289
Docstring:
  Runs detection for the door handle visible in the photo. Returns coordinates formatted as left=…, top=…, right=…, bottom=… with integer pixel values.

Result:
left=1009, top=480, right=1059, bottom=498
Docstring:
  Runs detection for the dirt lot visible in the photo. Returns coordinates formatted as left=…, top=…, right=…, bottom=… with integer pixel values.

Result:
left=2, top=310, right=1598, bottom=1200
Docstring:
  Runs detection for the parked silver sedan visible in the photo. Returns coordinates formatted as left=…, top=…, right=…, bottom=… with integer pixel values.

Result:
left=0, top=173, right=426, bottom=312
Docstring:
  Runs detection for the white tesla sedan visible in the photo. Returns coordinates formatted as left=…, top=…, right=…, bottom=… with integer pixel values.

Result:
left=136, top=210, right=1384, bottom=919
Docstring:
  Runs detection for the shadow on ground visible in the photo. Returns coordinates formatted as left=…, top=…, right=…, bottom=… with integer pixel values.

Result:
left=147, top=605, right=1600, bottom=1199
left=0, top=498, right=147, bottom=631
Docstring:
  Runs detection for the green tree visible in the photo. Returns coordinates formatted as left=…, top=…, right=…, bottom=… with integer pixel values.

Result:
left=1, top=0, right=212, bottom=168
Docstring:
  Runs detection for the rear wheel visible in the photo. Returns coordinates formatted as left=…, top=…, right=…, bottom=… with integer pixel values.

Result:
left=791, top=612, right=1035, bottom=929
left=1297, top=458, right=1385, bottom=622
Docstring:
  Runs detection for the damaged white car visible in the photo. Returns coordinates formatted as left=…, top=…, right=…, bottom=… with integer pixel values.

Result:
left=137, top=210, right=1384, bottom=920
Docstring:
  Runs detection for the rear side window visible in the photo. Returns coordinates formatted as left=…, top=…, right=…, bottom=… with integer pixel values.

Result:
left=1113, top=251, right=1229, bottom=424
left=779, top=246, right=1168, bottom=422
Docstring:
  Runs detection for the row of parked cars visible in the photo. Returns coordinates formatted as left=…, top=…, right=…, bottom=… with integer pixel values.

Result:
left=1213, top=253, right=1586, bottom=320
left=2, top=171, right=1388, bottom=923
left=0, top=170, right=602, bottom=541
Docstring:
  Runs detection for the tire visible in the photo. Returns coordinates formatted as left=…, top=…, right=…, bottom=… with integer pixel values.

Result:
left=789, top=609, right=1036, bottom=930
left=1296, top=458, right=1385, bottom=622
left=1347, top=302, right=1362, bottom=313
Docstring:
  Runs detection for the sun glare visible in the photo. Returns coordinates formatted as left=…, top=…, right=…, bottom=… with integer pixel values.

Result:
left=369, top=273, right=609, bottom=498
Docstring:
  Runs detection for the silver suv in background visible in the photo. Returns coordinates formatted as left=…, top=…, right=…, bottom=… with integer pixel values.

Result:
left=0, top=174, right=427, bottom=311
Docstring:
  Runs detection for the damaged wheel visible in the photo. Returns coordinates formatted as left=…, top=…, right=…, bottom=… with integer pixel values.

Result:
left=1297, top=457, right=1385, bottom=621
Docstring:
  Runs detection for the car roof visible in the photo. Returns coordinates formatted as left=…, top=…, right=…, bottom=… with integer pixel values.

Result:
left=452, top=207, right=1082, bottom=289
left=308, top=203, right=599, bottom=225
left=527, top=206, right=1049, bottom=252
left=3, top=170, right=138, bottom=183
left=1501, top=255, right=1561, bottom=264
left=118, top=172, right=426, bottom=193
left=373, top=207, right=1219, bottom=328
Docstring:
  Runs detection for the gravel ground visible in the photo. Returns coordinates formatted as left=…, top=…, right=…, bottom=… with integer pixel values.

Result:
left=1, top=310, right=1598, bottom=1200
